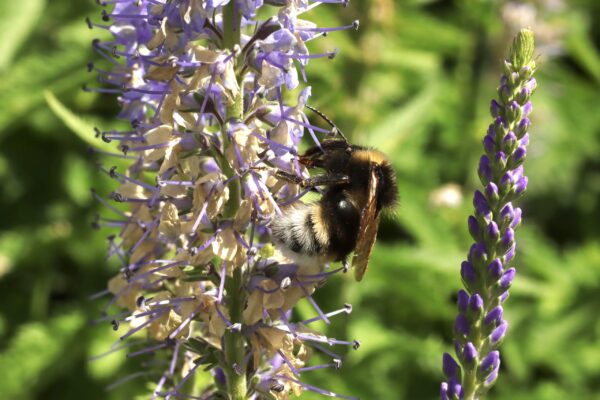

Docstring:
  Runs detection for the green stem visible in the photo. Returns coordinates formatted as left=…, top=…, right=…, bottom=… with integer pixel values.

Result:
left=223, top=267, right=247, bottom=400
left=220, top=3, right=247, bottom=400
left=223, top=1, right=241, bottom=51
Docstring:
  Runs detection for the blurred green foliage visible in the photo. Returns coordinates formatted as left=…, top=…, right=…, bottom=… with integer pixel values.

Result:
left=1, top=0, right=599, bottom=399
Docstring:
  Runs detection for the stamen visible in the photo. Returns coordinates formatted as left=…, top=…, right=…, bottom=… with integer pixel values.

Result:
left=159, top=362, right=201, bottom=399
left=277, top=349, right=300, bottom=377
left=91, top=189, right=128, bottom=218
left=298, top=361, right=340, bottom=372
left=291, top=49, right=338, bottom=60
left=88, top=339, right=148, bottom=362
left=85, top=17, right=110, bottom=30
left=120, top=309, right=169, bottom=341
left=282, top=116, right=331, bottom=134
left=168, top=304, right=203, bottom=340
left=298, top=283, right=330, bottom=324
left=273, top=375, right=359, bottom=399
left=105, top=371, right=154, bottom=391
left=127, top=342, right=169, bottom=358
left=82, top=84, right=122, bottom=94
left=302, top=303, right=352, bottom=324
left=298, top=20, right=359, bottom=33
left=91, top=39, right=120, bottom=66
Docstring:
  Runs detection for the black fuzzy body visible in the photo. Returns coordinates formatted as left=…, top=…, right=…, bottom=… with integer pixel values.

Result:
left=271, top=139, right=398, bottom=264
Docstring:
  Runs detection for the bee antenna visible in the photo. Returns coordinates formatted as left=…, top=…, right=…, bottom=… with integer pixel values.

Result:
left=305, top=104, right=348, bottom=143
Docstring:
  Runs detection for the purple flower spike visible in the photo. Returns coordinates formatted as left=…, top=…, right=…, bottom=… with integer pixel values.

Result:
left=90, top=0, right=361, bottom=399
left=441, top=29, right=536, bottom=399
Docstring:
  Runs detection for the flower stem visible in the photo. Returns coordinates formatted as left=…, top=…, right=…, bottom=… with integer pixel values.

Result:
left=221, top=3, right=247, bottom=399
left=223, top=266, right=247, bottom=400
left=223, top=1, right=241, bottom=51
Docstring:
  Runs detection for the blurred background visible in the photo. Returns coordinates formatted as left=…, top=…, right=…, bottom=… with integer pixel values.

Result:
left=1, top=0, right=600, bottom=399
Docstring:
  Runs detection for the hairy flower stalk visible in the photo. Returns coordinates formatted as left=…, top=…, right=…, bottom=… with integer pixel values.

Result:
left=88, top=1, right=360, bottom=399
left=440, top=29, right=537, bottom=400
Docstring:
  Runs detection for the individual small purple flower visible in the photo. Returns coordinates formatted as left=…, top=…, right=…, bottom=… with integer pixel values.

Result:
left=441, top=29, right=536, bottom=399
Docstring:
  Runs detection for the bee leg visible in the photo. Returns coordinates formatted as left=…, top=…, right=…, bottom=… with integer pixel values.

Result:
left=342, top=257, right=350, bottom=273
left=273, top=170, right=350, bottom=188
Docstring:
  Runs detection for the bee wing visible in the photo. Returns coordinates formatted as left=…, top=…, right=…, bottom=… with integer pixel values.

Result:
left=352, top=163, right=381, bottom=281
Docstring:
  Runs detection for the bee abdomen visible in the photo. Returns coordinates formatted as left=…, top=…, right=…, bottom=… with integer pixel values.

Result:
left=271, top=203, right=328, bottom=257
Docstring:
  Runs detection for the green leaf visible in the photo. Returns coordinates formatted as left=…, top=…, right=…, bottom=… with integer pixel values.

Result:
left=0, top=0, right=46, bottom=70
left=0, top=312, right=85, bottom=399
left=44, top=90, right=114, bottom=152
left=0, top=49, right=89, bottom=133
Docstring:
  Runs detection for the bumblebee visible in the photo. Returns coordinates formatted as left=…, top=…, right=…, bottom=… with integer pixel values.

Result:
left=270, top=112, right=397, bottom=281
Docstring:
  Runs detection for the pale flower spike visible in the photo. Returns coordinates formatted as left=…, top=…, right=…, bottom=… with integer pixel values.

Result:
left=88, top=1, right=360, bottom=399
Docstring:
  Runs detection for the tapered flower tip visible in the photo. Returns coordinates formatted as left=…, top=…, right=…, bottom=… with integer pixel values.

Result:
left=503, top=131, right=517, bottom=151
left=457, top=289, right=469, bottom=312
left=500, top=203, right=514, bottom=222
left=501, top=227, right=515, bottom=248
left=485, top=182, right=499, bottom=201
left=483, top=134, right=495, bottom=154
left=516, top=118, right=531, bottom=137
left=486, top=221, right=500, bottom=242
left=441, top=381, right=463, bottom=400
left=460, top=261, right=476, bottom=284
left=511, top=207, right=522, bottom=229
left=473, top=190, right=489, bottom=215
left=485, top=367, right=499, bottom=387
left=509, top=28, right=535, bottom=69
left=468, top=216, right=481, bottom=241
left=442, top=353, right=461, bottom=380
left=441, top=382, right=450, bottom=400
left=490, top=99, right=501, bottom=117
left=469, top=293, right=484, bottom=313
left=468, top=243, right=487, bottom=266
left=513, top=146, right=527, bottom=164
left=487, top=258, right=503, bottom=280
left=500, top=267, right=516, bottom=288
left=491, top=320, right=509, bottom=344
left=522, top=101, right=533, bottom=117
left=515, top=175, right=528, bottom=195
left=478, top=155, right=492, bottom=184
left=480, top=350, right=500, bottom=373
left=454, top=314, right=470, bottom=336
left=462, top=342, right=478, bottom=363
left=484, top=306, right=504, bottom=326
